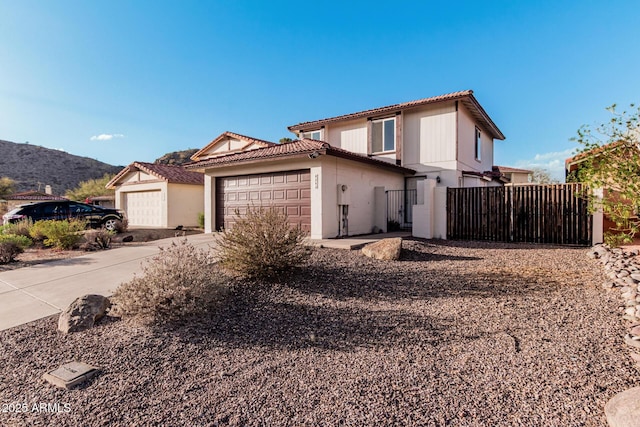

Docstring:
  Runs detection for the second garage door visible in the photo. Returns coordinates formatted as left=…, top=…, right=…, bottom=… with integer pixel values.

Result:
left=216, top=170, right=311, bottom=231
left=123, top=190, right=163, bottom=227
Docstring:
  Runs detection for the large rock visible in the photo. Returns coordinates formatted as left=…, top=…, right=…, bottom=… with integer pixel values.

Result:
left=361, top=238, right=402, bottom=261
left=58, top=295, right=111, bottom=334
left=605, top=387, right=640, bottom=427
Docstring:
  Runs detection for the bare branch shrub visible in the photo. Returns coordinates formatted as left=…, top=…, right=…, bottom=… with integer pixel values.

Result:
left=83, top=229, right=114, bottom=250
left=111, top=239, right=230, bottom=323
left=113, top=218, right=128, bottom=233
left=215, top=206, right=311, bottom=279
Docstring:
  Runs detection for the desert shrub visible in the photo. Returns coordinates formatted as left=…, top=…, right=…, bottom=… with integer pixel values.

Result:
left=28, top=220, right=48, bottom=243
left=113, top=218, right=128, bottom=233
left=0, top=234, right=32, bottom=263
left=31, top=219, right=87, bottom=250
left=111, top=239, right=230, bottom=323
left=197, top=212, right=205, bottom=229
left=1, top=218, right=33, bottom=238
left=83, top=229, right=114, bottom=250
left=215, top=206, right=311, bottom=279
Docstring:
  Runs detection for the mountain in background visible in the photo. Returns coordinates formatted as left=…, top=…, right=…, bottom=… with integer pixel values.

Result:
left=154, top=148, right=199, bottom=166
left=0, top=139, right=123, bottom=195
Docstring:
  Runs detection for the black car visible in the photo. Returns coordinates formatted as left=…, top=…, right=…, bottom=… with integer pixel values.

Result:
left=2, top=201, right=124, bottom=231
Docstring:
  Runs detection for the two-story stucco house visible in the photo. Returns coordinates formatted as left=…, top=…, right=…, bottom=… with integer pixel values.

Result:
left=186, top=90, right=506, bottom=240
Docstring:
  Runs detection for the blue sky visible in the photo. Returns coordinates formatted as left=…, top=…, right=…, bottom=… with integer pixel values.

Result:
left=1, top=1, right=638, bottom=181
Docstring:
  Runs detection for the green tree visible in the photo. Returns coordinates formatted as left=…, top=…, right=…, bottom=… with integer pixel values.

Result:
left=0, top=177, right=16, bottom=199
left=279, top=137, right=294, bottom=143
left=573, top=103, right=640, bottom=246
left=65, top=174, right=115, bottom=202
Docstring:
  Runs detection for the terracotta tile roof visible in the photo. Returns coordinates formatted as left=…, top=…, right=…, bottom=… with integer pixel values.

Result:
left=288, top=90, right=505, bottom=140
left=6, top=191, right=67, bottom=201
left=107, top=162, right=204, bottom=188
left=564, top=141, right=629, bottom=171
left=185, top=139, right=415, bottom=175
left=191, top=131, right=278, bottom=161
left=462, top=168, right=507, bottom=183
left=494, top=165, right=533, bottom=174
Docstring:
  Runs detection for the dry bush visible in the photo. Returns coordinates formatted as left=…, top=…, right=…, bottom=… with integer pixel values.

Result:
left=113, top=218, right=128, bottom=233
left=0, top=235, right=32, bottom=263
left=215, top=206, right=311, bottom=279
left=1, top=218, right=33, bottom=238
left=83, top=229, right=114, bottom=250
left=111, top=239, right=230, bottom=323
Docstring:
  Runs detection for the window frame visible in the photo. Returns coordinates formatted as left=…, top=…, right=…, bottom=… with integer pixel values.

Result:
left=475, top=127, right=482, bottom=161
left=302, top=129, right=323, bottom=141
left=371, top=117, right=396, bottom=154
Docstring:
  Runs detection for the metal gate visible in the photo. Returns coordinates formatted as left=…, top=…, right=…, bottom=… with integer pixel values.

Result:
left=386, top=189, right=417, bottom=231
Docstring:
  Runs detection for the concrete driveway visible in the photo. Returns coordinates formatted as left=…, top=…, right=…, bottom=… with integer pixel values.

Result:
left=0, top=233, right=217, bottom=331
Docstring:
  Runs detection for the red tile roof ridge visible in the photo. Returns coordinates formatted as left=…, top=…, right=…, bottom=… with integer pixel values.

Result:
left=107, top=161, right=204, bottom=188
left=288, top=90, right=474, bottom=131
left=190, top=131, right=278, bottom=161
left=186, top=138, right=414, bottom=174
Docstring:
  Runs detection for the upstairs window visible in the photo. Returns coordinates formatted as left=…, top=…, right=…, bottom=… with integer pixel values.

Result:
left=475, top=127, right=482, bottom=161
left=372, top=117, right=395, bottom=153
left=302, top=129, right=323, bottom=141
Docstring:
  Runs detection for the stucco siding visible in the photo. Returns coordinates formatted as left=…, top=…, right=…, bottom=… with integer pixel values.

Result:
left=166, top=183, right=204, bottom=228
left=403, top=103, right=457, bottom=170
left=120, top=170, right=158, bottom=184
left=457, top=103, right=494, bottom=173
left=327, top=120, right=368, bottom=154
left=318, top=156, right=404, bottom=237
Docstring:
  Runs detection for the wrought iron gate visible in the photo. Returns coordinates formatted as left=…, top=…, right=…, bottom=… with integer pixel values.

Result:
left=386, top=189, right=417, bottom=231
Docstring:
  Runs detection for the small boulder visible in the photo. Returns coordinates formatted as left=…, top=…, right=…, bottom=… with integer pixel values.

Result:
left=122, top=235, right=134, bottom=243
left=58, top=295, right=111, bottom=334
left=605, top=387, right=640, bottom=427
left=362, top=238, right=402, bottom=261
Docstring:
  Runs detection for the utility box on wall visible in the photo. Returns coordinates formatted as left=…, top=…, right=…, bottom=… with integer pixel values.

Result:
left=337, top=184, right=351, bottom=205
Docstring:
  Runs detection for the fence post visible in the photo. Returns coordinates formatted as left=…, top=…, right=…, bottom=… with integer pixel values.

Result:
left=413, top=179, right=436, bottom=239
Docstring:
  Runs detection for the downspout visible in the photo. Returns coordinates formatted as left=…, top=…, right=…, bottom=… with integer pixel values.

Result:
left=455, top=100, right=459, bottom=169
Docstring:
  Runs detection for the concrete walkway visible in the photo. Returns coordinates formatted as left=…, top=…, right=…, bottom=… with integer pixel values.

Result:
left=0, top=233, right=218, bottom=331
left=0, top=231, right=408, bottom=331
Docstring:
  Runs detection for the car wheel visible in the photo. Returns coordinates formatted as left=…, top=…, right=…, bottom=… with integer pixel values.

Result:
left=103, top=218, right=118, bottom=232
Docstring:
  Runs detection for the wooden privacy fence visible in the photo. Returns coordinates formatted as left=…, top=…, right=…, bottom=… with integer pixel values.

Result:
left=446, top=184, right=592, bottom=246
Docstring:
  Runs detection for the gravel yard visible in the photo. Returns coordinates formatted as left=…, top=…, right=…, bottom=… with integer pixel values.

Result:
left=1, top=239, right=638, bottom=426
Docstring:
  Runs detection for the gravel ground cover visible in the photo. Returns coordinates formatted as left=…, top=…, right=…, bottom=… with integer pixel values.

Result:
left=1, top=239, right=638, bottom=426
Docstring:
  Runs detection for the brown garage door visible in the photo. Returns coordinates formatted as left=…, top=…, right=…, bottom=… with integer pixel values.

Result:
left=216, top=170, right=311, bottom=232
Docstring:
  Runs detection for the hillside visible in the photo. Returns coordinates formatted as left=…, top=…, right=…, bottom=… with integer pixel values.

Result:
left=154, top=148, right=199, bottom=165
left=0, top=139, right=123, bottom=196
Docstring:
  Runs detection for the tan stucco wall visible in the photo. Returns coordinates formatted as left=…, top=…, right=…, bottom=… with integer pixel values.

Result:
left=457, top=103, right=494, bottom=175
left=166, top=183, right=204, bottom=228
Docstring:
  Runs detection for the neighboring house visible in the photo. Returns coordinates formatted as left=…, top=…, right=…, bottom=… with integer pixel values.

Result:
left=187, top=90, right=506, bottom=239
left=565, top=142, right=628, bottom=243
left=107, top=162, right=204, bottom=228
left=493, top=166, right=532, bottom=184
left=3, top=191, right=68, bottom=211
left=85, top=195, right=116, bottom=209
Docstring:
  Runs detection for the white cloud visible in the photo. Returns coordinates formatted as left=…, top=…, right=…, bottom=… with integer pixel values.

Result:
left=90, top=133, right=124, bottom=141
left=513, top=148, right=577, bottom=182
